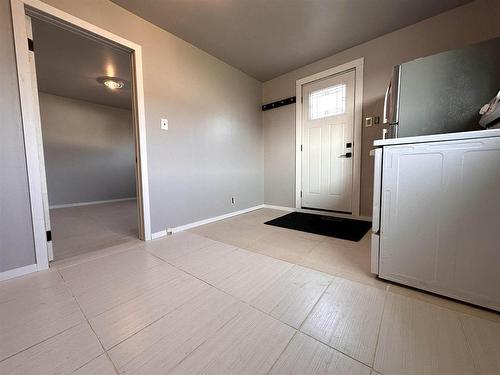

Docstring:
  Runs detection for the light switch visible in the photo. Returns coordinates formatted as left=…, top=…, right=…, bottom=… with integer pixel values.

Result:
left=365, top=117, right=373, bottom=127
left=161, top=118, right=168, bottom=130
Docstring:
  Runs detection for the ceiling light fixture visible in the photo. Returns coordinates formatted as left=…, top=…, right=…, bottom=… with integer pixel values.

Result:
left=103, top=79, right=124, bottom=89
left=97, top=76, right=126, bottom=90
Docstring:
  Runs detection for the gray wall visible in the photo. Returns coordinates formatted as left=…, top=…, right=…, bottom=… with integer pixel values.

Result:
left=2, top=0, right=263, bottom=238
left=262, top=0, right=500, bottom=216
left=0, top=0, right=36, bottom=272
left=39, top=93, right=136, bottom=206
left=263, top=107, right=296, bottom=207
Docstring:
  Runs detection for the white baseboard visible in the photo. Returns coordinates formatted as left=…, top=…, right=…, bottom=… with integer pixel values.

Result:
left=0, top=264, right=38, bottom=282
left=263, top=204, right=295, bottom=212
left=167, top=204, right=265, bottom=234
left=50, top=197, right=136, bottom=209
left=151, top=230, right=167, bottom=240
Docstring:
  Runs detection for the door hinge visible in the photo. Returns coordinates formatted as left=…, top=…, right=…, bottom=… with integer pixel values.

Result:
left=46, top=230, right=52, bottom=242
left=27, top=38, right=34, bottom=52
left=300, top=191, right=302, bottom=198
left=300, top=145, right=303, bottom=151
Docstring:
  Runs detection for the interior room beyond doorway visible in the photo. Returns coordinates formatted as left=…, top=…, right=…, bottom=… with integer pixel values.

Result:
left=31, top=16, right=138, bottom=261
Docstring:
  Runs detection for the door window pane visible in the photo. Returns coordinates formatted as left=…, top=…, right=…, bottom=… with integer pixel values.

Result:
left=309, top=84, right=346, bottom=120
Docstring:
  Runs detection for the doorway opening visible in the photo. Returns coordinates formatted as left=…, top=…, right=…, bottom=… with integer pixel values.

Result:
left=11, top=0, right=151, bottom=269
left=33, top=16, right=138, bottom=261
left=295, top=58, right=364, bottom=218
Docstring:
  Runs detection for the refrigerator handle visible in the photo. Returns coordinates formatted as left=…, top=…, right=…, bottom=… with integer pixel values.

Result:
left=372, top=148, right=383, bottom=233
left=383, top=83, right=390, bottom=124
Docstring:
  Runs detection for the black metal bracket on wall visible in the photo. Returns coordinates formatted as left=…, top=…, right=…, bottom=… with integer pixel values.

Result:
left=262, top=96, right=296, bottom=111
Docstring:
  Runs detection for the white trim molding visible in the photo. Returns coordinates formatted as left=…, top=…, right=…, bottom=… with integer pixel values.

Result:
left=295, top=57, right=364, bottom=218
left=0, top=264, right=38, bottom=282
left=262, top=205, right=295, bottom=212
left=167, top=205, right=265, bottom=234
left=11, top=0, right=48, bottom=270
left=10, top=0, right=152, bottom=272
left=151, top=230, right=167, bottom=240
left=50, top=197, right=136, bottom=209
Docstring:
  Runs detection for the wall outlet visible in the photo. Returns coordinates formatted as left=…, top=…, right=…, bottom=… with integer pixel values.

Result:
left=365, top=117, right=373, bottom=127
left=373, top=116, right=380, bottom=125
left=160, top=118, right=168, bottom=130
left=231, top=197, right=236, bottom=205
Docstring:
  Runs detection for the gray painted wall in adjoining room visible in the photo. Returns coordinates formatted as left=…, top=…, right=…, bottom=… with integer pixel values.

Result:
left=0, top=0, right=36, bottom=272
left=263, top=107, right=296, bottom=207
left=39, top=93, right=136, bottom=206
left=262, top=0, right=500, bottom=216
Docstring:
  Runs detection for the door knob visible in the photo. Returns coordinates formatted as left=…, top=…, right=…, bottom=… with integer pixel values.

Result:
left=339, top=152, right=352, bottom=158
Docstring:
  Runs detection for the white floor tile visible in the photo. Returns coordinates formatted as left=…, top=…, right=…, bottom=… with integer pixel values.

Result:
left=169, top=305, right=295, bottom=375
left=0, top=269, right=63, bottom=304
left=73, top=354, right=117, bottom=375
left=53, top=240, right=143, bottom=270
left=144, top=231, right=218, bottom=263
left=58, top=248, right=163, bottom=283
left=0, top=323, right=103, bottom=375
left=373, top=293, right=476, bottom=375
left=269, top=332, right=371, bottom=375
left=109, top=288, right=243, bottom=374
left=214, top=251, right=294, bottom=302
left=301, top=277, right=385, bottom=366
left=189, top=220, right=273, bottom=248
left=0, top=277, right=84, bottom=361
left=250, top=265, right=332, bottom=328
left=89, top=272, right=211, bottom=349
left=170, top=241, right=238, bottom=276
left=182, top=246, right=257, bottom=285
left=460, top=314, right=500, bottom=375
left=66, top=262, right=184, bottom=318
left=245, top=227, right=325, bottom=264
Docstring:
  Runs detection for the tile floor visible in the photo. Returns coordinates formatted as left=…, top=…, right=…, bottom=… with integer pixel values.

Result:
left=190, top=208, right=381, bottom=289
left=1, top=208, right=498, bottom=374
left=50, top=199, right=138, bottom=261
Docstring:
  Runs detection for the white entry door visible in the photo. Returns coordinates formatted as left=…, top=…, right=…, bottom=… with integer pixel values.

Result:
left=301, top=69, right=355, bottom=212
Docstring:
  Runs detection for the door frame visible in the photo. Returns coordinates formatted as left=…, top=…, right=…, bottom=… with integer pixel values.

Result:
left=10, top=0, right=152, bottom=271
left=295, top=57, right=364, bottom=217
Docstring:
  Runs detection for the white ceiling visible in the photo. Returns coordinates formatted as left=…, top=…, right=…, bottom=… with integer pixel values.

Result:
left=111, top=0, right=471, bottom=81
left=32, top=18, right=133, bottom=109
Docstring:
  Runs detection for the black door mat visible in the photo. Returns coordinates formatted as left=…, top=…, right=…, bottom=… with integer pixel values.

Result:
left=264, top=212, right=372, bottom=242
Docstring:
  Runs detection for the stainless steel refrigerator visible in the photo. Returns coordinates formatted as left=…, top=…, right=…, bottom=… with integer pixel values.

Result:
left=383, top=37, right=500, bottom=139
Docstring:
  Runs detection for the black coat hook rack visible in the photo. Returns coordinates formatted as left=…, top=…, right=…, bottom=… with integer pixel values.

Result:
left=262, top=96, right=296, bottom=111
